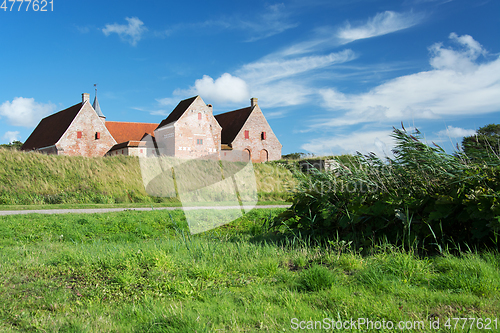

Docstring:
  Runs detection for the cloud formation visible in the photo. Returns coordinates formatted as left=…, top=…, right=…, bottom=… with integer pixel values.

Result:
left=301, top=129, right=395, bottom=156
left=337, top=11, right=423, bottom=44
left=103, top=17, right=147, bottom=46
left=0, top=97, right=56, bottom=127
left=277, top=10, right=424, bottom=57
left=242, top=3, right=298, bottom=42
left=238, top=50, right=356, bottom=84
left=317, top=33, right=500, bottom=128
left=437, top=125, right=476, bottom=138
left=2, top=131, right=20, bottom=143
left=187, top=73, right=250, bottom=104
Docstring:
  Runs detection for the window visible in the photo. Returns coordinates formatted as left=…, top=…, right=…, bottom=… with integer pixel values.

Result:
left=77, top=131, right=82, bottom=139
left=197, top=139, right=203, bottom=145
left=198, top=113, right=202, bottom=120
left=261, top=132, right=266, bottom=140
left=244, top=130, right=249, bottom=139
left=95, top=132, right=100, bottom=140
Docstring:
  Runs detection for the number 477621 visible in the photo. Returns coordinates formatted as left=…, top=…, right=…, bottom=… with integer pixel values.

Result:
left=1, top=0, right=53, bottom=11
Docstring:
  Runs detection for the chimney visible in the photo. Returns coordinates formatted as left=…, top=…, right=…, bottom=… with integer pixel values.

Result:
left=206, top=104, right=213, bottom=113
left=82, top=93, right=90, bottom=104
left=251, top=97, right=258, bottom=107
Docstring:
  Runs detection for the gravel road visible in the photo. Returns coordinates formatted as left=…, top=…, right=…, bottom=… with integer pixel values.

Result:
left=0, top=205, right=291, bottom=216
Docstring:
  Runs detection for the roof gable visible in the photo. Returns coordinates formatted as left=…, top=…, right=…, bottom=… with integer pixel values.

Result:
left=21, top=103, right=82, bottom=151
left=156, top=96, right=198, bottom=130
left=105, top=121, right=158, bottom=144
left=214, top=106, right=253, bottom=144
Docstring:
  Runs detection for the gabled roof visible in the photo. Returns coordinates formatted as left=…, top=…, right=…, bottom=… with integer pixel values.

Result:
left=105, top=121, right=158, bottom=144
left=156, top=96, right=198, bottom=130
left=93, top=96, right=105, bottom=118
left=21, top=103, right=82, bottom=151
left=215, top=106, right=253, bottom=144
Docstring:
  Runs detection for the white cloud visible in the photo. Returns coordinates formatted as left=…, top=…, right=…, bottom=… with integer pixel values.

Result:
left=102, top=17, right=147, bottom=46
left=337, top=11, right=423, bottom=44
left=156, top=97, right=178, bottom=107
left=301, top=130, right=395, bottom=156
left=275, top=11, right=424, bottom=58
left=0, top=97, right=56, bottom=127
left=249, top=80, right=313, bottom=108
left=429, top=32, right=487, bottom=73
left=155, top=3, right=296, bottom=42
left=158, top=46, right=356, bottom=112
left=437, top=126, right=476, bottom=138
left=242, top=3, right=298, bottom=42
left=2, top=131, right=20, bottom=143
left=189, top=73, right=250, bottom=104
left=317, top=33, right=500, bottom=128
left=237, top=50, right=356, bottom=84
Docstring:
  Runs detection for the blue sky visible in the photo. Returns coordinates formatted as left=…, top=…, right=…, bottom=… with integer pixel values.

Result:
left=1, top=0, right=499, bottom=156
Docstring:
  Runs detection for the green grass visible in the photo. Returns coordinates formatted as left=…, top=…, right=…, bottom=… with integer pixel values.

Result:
left=0, top=149, right=296, bottom=206
left=0, top=209, right=498, bottom=332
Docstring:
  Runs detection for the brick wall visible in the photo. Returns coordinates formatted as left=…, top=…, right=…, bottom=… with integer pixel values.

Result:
left=230, top=105, right=282, bottom=162
left=155, top=97, right=222, bottom=160
left=57, top=102, right=116, bottom=157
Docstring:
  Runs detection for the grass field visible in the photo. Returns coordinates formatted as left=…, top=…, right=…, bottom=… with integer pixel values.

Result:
left=0, top=208, right=498, bottom=332
left=0, top=149, right=296, bottom=206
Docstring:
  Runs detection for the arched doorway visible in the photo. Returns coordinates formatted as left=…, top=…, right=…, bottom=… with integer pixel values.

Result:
left=260, top=149, right=268, bottom=162
left=243, top=149, right=251, bottom=162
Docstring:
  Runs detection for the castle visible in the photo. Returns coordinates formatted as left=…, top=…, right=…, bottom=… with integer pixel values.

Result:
left=21, top=93, right=282, bottom=162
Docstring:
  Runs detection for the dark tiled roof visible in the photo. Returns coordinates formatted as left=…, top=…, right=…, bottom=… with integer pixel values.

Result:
left=105, top=121, right=158, bottom=144
left=156, top=96, right=198, bottom=130
left=93, top=96, right=105, bottom=118
left=21, top=103, right=82, bottom=151
left=215, top=107, right=253, bottom=144
left=108, top=140, right=145, bottom=152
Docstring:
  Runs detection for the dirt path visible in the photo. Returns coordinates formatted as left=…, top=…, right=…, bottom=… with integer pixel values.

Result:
left=0, top=205, right=291, bottom=216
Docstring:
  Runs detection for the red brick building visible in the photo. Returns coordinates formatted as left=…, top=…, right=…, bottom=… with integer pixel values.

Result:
left=154, top=96, right=222, bottom=159
left=154, top=96, right=282, bottom=162
left=21, top=93, right=157, bottom=157
left=22, top=93, right=282, bottom=162
left=215, top=98, right=282, bottom=162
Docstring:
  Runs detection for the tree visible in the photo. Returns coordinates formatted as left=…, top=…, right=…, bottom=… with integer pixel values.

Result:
left=461, top=124, right=500, bottom=162
left=0, top=140, right=23, bottom=150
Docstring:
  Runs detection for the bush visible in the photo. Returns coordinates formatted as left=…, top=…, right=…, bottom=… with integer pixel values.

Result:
left=274, top=126, right=500, bottom=253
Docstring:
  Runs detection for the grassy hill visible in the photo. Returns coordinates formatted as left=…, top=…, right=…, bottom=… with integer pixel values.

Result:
left=0, top=149, right=295, bottom=205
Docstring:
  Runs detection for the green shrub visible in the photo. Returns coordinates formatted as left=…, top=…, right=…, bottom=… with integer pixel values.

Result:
left=274, top=127, right=500, bottom=253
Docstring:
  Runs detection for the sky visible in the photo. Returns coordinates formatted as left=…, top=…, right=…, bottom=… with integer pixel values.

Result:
left=0, top=0, right=499, bottom=157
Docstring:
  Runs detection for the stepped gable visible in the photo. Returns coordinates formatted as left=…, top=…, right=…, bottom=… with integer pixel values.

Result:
left=156, top=96, right=198, bottom=130
left=21, top=103, right=82, bottom=151
left=214, top=106, right=253, bottom=145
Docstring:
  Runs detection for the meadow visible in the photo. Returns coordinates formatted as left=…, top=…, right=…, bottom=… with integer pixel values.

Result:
left=0, top=208, right=499, bottom=332
left=1, top=128, right=499, bottom=332
left=0, top=149, right=296, bottom=206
